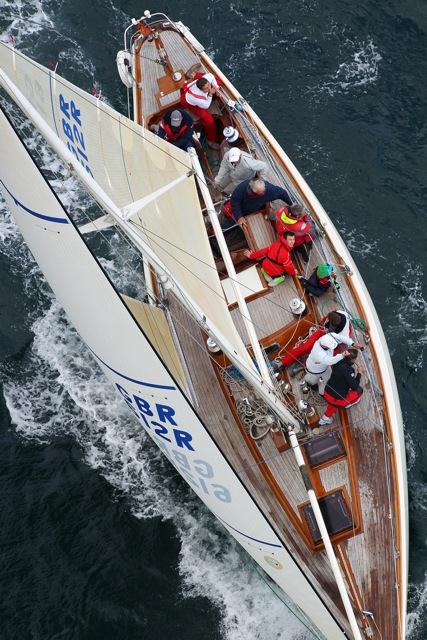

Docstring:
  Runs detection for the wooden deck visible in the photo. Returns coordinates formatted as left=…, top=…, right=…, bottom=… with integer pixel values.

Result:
left=134, top=20, right=403, bottom=640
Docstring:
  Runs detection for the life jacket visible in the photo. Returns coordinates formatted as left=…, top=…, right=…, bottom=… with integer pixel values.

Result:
left=180, top=76, right=210, bottom=104
left=162, top=121, right=189, bottom=142
left=278, top=207, right=297, bottom=225
left=264, top=240, right=292, bottom=269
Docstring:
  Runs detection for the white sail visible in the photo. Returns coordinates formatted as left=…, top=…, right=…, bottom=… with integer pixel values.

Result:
left=0, top=42, right=254, bottom=372
left=0, top=105, right=347, bottom=640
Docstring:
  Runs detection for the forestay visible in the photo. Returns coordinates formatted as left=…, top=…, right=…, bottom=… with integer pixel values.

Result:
left=0, top=42, right=254, bottom=370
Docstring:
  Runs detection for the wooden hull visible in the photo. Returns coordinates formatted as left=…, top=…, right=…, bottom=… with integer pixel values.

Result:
left=129, top=15, right=408, bottom=640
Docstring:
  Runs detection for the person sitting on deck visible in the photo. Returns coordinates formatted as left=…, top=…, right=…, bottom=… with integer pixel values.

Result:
left=270, top=203, right=313, bottom=262
left=319, top=347, right=364, bottom=425
left=214, top=148, right=268, bottom=194
left=180, top=72, right=220, bottom=145
left=298, top=263, right=340, bottom=297
left=301, top=334, right=349, bottom=395
left=157, top=109, right=195, bottom=151
left=243, top=231, right=297, bottom=287
left=224, top=178, right=293, bottom=229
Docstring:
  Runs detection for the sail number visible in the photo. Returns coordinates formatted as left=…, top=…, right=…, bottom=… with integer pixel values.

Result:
left=116, top=383, right=232, bottom=503
left=59, top=94, right=94, bottom=177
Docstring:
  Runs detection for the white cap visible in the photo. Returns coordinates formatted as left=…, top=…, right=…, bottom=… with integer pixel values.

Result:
left=319, top=334, right=338, bottom=350
left=228, top=147, right=241, bottom=162
left=223, top=126, right=239, bottom=142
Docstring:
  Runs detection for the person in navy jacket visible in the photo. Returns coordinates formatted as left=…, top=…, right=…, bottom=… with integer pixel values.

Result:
left=157, top=108, right=195, bottom=151
left=229, top=178, right=293, bottom=229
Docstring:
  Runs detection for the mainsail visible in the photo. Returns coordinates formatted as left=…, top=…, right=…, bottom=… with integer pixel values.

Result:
left=0, top=103, right=348, bottom=640
left=0, top=42, right=254, bottom=371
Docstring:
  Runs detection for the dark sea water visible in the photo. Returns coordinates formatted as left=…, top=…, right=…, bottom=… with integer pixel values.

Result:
left=0, top=1, right=426, bottom=638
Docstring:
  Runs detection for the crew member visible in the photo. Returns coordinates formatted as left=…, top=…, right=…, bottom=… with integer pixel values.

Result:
left=302, top=334, right=348, bottom=395
left=214, top=148, right=268, bottom=194
left=272, top=203, right=313, bottom=262
left=298, top=263, right=340, bottom=297
left=180, top=72, right=220, bottom=144
left=226, top=178, right=293, bottom=228
left=157, top=108, right=195, bottom=151
left=282, top=309, right=360, bottom=372
left=319, top=348, right=364, bottom=425
left=243, top=231, right=297, bottom=287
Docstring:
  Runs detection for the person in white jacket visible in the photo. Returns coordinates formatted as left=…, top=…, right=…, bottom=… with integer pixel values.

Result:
left=214, top=148, right=269, bottom=194
left=302, top=334, right=349, bottom=394
left=180, top=72, right=219, bottom=143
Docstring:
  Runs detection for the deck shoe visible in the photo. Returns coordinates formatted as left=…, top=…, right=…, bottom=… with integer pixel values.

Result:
left=268, top=275, right=286, bottom=287
left=261, top=268, right=272, bottom=282
left=319, top=414, right=333, bottom=426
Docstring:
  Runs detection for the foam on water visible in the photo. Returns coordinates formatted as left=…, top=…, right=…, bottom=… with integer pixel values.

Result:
left=408, top=574, right=427, bottom=637
left=386, top=262, right=427, bottom=372
left=2, top=297, right=311, bottom=639
left=315, top=30, right=382, bottom=97
left=0, top=0, right=53, bottom=45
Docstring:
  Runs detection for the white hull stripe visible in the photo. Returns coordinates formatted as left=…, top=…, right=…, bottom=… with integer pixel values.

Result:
left=0, top=179, right=69, bottom=224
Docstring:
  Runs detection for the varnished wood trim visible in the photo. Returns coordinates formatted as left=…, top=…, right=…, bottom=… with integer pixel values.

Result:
left=211, top=357, right=313, bottom=548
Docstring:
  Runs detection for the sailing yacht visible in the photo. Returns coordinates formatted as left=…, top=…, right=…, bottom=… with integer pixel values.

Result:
left=0, top=10, right=407, bottom=640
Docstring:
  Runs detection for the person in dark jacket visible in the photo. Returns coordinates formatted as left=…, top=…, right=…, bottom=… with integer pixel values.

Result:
left=298, top=263, right=340, bottom=297
left=157, top=108, right=195, bottom=151
left=319, top=348, right=363, bottom=425
left=228, top=178, right=293, bottom=229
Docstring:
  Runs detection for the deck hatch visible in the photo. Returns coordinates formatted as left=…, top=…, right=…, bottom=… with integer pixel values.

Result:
left=301, top=490, right=353, bottom=544
left=303, top=432, right=345, bottom=468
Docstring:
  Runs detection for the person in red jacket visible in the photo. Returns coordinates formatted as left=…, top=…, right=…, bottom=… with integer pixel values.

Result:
left=273, top=203, right=313, bottom=262
left=243, top=231, right=297, bottom=287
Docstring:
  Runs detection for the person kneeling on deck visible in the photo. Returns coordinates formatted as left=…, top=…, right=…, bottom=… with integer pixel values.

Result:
left=180, top=72, right=220, bottom=145
left=298, top=263, right=340, bottom=297
left=319, top=348, right=364, bottom=425
left=224, top=178, right=293, bottom=229
left=243, top=231, right=297, bottom=287
left=157, top=109, right=195, bottom=151
left=270, top=203, right=313, bottom=262
left=284, top=308, right=361, bottom=376
left=214, top=148, right=268, bottom=195
left=302, top=334, right=349, bottom=395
